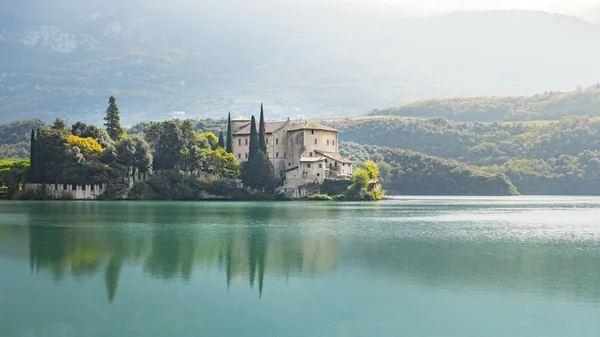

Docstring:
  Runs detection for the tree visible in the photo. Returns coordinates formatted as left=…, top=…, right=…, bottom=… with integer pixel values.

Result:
left=200, top=132, right=219, bottom=150
left=71, top=122, right=88, bottom=136
left=218, top=132, right=225, bottom=148
left=29, top=129, right=36, bottom=183
left=0, top=160, right=30, bottom=197
left=66, top=135, right=103, bottom=158
left=249, top=116, right=259, bottom=158
left=226, top=112, right=234, bottom=153
left=363, top=160, right=379, bottom=180
left=241, top=150, right=275, bottom=191
left=259, top=103, right=267, bottom=153
left=52, top=118, right=67, bottom=131
left=104, top=96, right=125, bottom=141
left=116, top=136, right=153, bottom=177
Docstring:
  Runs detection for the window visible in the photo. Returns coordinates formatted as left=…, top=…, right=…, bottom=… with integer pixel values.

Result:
left=238, top=139, right=241, bottom=146
left=333, top=141, right=335, bottom=146
left=327, top=140, right=330, bottom=145
left=276, top=138, right=279, bottom=145
left=276, top=152, right=279, bottom=158
left=245, top=138, right=248, bottom=145
left=309, top=152, right=313, bottom=157
left=311, top=130, right=315, bottom=135
left=319, top=164, right=323, bottom=168
left=314, top=139, right=317, bottom=145
left=238, top=153, right=241, bottom=159
left=284, top=152, right=287, bottom=158
left=245, top=153, right=248, bottom=158
left=307, top=164, right=312, bottom=168
left=289, top=163, right=291, bottom=167
left=317, top=173, right=320, bottom=177
left=335, top=162, right=338, bottom=167
left=266, top=138, right=268, bottom=144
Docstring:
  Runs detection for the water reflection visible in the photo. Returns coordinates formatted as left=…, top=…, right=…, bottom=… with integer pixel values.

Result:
left=21, top=202, right=340, bottom=302
left=1, top=200, right=600, bottom=305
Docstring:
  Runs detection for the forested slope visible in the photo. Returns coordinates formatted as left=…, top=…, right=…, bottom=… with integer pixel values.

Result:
left=373, top=86, right=600, bottom=122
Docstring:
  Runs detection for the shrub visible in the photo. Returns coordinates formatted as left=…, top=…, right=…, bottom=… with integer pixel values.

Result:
left=308, top=194, right=333, bottom=201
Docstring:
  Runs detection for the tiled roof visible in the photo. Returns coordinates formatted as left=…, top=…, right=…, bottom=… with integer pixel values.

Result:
left=287, top=122, right=338, bottom=132
left=300, top=157, right=326, bottom=163
left=315, top=150, right=354, bottom=164
left=233, top=121, right=288, bottom=135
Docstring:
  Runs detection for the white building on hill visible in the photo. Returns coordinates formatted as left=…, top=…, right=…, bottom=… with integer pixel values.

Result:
left=231, top=117, right=354, bottom=193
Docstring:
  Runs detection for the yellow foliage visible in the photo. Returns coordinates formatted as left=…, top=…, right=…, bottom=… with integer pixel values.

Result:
left=67, top=135, right=104, bottom=156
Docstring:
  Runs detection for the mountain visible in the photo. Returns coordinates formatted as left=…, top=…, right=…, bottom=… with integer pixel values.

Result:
left=372, top=85, right=600, bottom=122
left=2, top=1, right=600, bottom=124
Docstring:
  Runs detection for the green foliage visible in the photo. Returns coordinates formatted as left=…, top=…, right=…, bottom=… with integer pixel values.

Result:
left=259, top=103, right=267, bottom=153
left=0, top=159, right=30, bottom=197
left=363, top=160, right=379, bottom=179
left=104, top=96, right=125, bottom=141
left=204, top=148, right=240, bottom=179
left=341, top=142, right=519, bottom=196
left=241, top=114, right=276, bottom=191
left=140, top=170, right=249, bottom=201
left=144, top=120, right=204, bottom=171
left=218, top=132, right=225, bottom=148
left=372, top=86, right=600, bottom=122
left=241, top=150, right=275, bottom=191
left=249, top=116, right=259, bottom=158
left=308, top=194, right=334, bottom=201
left=52, top=118, right=67, bottom=131
left=200, top=132, right=219, bottom=150
left=226, top=113, right=234, bottom=153
left=321, top=179, right=353, bottom=196
left=115, top=136, right=153, bottom=176
left=0, top=119, right=47, bottom=159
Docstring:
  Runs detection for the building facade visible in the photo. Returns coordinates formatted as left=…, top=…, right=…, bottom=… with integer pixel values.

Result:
left=231, top=118, right=354, bottom=191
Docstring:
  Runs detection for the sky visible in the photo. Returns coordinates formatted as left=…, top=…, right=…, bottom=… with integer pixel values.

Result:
left=338, top=0, right=599, bottom=16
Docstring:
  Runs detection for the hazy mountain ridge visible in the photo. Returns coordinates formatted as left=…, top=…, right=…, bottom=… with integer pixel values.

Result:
left=2, top=1, right=600, bottom=124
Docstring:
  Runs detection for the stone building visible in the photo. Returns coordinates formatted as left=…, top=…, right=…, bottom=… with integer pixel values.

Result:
left=231, top=118, right=354, bottom=193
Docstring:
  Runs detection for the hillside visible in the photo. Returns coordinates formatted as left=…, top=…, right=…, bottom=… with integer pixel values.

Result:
left=2, top=2, right=600, bottom=124
left=0, top=119, right=48, bottom=159
left=339, top=142, right=519, bottom=196
left=372, top=85, right=600, bottom=121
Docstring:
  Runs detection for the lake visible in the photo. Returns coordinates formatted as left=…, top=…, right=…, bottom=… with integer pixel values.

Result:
left=1, top=197, right=600, bottom=337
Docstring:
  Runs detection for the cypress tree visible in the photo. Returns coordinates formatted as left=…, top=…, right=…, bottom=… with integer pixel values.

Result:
left=34, top=128, right=43, bottom=183
left=104, top=96, right=124, bottom=141
left=249, top=115, right=259, bottom=159
left=29, top=129, right=36, bottom=183
left=226, top=112, right=234, bottom=154
left=218, top=132, right=225, bottom=148
left=258, top=103, right=267, bottom=153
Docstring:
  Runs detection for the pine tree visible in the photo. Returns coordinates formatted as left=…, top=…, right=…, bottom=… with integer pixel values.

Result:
left=218, top=132, right=225, bottom=148
left=249, top=115, right=259, bottom=159
left=259, top=103, right=267, bottom=153
left=104, top=96, right=124, bottom=141
left=29, top=129, right=36, bottom=183
left=226, top=112, right=234, bottom=154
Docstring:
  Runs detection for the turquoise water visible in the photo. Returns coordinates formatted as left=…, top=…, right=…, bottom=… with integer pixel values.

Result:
left=1, top=197, right=600, bottom=336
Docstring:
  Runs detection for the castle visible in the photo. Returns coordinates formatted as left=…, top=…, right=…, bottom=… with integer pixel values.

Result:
left=231, top=117, right=355, bottom=195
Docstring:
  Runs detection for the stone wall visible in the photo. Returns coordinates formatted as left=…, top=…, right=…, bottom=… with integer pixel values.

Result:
left=25, top=183, right=106, bottom=200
